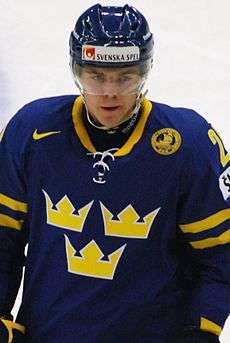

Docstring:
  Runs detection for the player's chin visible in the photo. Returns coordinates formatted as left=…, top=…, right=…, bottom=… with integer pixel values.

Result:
left=99, top=114, right=124, bottom=128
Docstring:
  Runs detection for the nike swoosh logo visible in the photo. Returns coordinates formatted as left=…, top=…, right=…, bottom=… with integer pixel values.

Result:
left=33, top=129, right=61, bottom=140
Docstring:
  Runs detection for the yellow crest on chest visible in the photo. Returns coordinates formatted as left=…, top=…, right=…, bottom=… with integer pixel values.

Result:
left=151, top=128, right=182, bottom=155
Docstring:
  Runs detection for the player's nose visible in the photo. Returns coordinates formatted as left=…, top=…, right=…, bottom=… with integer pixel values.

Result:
left=101, top=80, right=120, bottom=96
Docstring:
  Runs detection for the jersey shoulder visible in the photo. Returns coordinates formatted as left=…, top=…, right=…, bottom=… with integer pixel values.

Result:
left=150, top=100, right=229, bottom=179
left=150, top=101, right=213, bottom=154
left=1, top=95, right=77, bottom=154
left=151, top=101, right=208, bottom=137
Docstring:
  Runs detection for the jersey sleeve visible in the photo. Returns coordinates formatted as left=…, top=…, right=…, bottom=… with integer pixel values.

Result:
left=0, top=119, right=29, bottom=316
left=177, top=119, right=230, bottom=338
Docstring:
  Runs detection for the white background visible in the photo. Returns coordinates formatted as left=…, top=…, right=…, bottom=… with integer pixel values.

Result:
left=0, top=0, right=229, bottom=341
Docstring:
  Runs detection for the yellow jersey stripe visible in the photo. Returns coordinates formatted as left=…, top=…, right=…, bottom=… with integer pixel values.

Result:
left=179, top=209, right=230, bottom=233
left=0, top=214, right=24, bottom=230
left=200, top=317, right=222, bottom=336
left=72, top=96, right=152, bottom=156
left=0, top=193, right=27, bottom=213
left=190, top=229, right=230, bottom=249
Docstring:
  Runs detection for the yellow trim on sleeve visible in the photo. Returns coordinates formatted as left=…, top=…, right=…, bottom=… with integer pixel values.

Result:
left=0, top=193, right=27, bottom=213
left=190, top=229, right=230, bottom=249
left=179, top=209, right=230, bottom=234
left=200, top=317, right=222, bottom=336
left=0, top=214, right=24, bottom=230
left=72, top=96, right=152, bottom=156
left=1, top=319, right=25, bottom=342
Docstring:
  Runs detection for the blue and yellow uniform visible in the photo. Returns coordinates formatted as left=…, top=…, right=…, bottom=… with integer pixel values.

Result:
left=0, top=95, right=229, bottom=342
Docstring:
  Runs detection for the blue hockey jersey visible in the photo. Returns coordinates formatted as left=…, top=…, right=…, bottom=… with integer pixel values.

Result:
left=0, top=95, right=229, bottom=342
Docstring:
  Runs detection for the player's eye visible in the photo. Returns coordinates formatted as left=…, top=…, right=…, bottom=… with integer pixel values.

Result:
left=119, top=75, right=132, bottom=82
left=91, top=74, right=104, bottom=82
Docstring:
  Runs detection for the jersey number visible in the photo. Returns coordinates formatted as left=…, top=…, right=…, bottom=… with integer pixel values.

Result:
left=208, top=129, right=230, bottom=167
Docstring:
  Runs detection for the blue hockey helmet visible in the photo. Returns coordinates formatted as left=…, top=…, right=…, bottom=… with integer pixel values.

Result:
left=69, top=3, right=154, bottom=69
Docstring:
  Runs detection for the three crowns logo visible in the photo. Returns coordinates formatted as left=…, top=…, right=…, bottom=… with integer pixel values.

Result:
left=43, top=191, right=160, bottom=279
left=65, top=236, right=126, bottom=280
left=100, top=202, right=160, bottom=239
left=43, top=190, right=93, bottom=232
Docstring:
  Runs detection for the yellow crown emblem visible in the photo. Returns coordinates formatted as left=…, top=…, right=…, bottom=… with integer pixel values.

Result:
left=100, top=202, right=160, bottom=238
left=65, top=235, right=126, bottom=280
left=43, top=190, right=93, bottom=232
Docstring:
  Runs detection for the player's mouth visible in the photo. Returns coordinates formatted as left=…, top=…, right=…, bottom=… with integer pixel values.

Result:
left=101, top=106, right=121, bottom=112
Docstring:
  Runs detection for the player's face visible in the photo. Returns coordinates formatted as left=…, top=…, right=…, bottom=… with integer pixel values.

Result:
left=80, top=66, right=143, bottom=128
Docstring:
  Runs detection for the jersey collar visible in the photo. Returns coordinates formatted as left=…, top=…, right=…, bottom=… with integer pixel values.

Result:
left=72, top=95, right=152, bottom=156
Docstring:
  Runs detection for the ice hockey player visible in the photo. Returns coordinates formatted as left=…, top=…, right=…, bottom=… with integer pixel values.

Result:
left=0, top=3, right=229, bottom=342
